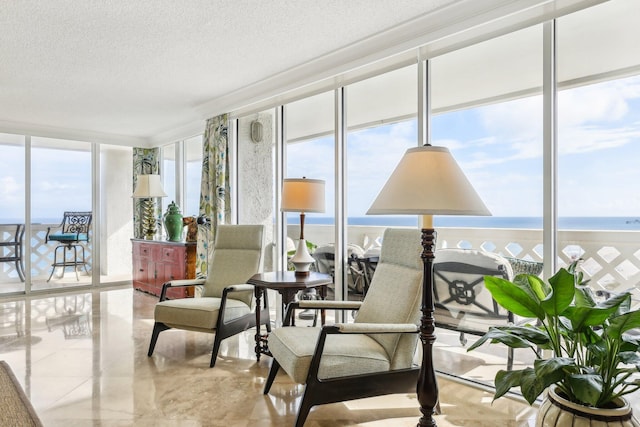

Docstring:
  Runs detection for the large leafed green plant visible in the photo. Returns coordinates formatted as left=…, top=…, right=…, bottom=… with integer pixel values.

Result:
left=468, top=262, right=640, bottom=408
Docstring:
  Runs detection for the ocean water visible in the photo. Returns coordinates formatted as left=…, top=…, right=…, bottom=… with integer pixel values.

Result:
left=292, top=216, right=640, bottom=231
left=4, top=216, right=640, bottom=231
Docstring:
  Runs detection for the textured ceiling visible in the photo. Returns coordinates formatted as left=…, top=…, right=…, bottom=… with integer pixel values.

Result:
left=0, top=0, right=467, bottom=144
left=0, top=0, right=587, bottom=145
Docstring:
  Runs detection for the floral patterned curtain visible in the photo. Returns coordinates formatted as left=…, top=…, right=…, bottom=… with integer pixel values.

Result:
left=132, top=148, right=161, bottom=239
left=197, top=114, right=230, bottom=275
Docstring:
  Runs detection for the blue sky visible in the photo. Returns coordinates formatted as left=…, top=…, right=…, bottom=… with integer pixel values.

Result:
left=287, top=74, right=640, bottom=219
left=2, top=75, right=640, bottom=223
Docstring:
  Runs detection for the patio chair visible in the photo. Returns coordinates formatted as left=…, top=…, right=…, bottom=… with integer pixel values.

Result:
left=45, top=212, right=92, bottom=281
left=148, top=224, right=270, bottom=368
left=312, top=243, right=367, bottom=294
left=263, top=228, right=423, bottom=427
left=0, top=224, right=25, bottom=282
left=432, top=248, right=516, bottom=368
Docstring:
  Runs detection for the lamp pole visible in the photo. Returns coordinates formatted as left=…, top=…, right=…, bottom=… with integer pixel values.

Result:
left=416, top=227, right=438, bottom=427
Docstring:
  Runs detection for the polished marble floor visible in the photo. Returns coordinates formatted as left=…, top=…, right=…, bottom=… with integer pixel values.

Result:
left=0, top=286, right=545, bottom=426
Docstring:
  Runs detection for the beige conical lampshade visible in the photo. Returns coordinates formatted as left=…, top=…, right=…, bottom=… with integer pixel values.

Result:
left=367, top=145, right=490, bottom=216
left=132, top=174, right=167, bottom=198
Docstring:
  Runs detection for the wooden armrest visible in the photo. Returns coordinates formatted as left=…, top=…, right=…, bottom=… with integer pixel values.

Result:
left=164, top=279, right=206, bottom=288
left=159, top=279, right=205, bottom=301
left=225, top=284, right=254, bottom=292
left=297, top=300, right=362, bottom=310
left=329, top=323, right=418, bottom=334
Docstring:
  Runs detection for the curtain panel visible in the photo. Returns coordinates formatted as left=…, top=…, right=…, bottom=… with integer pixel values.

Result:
left=132, top=148, right=161, bottom=239
left=197, top=114, right=230, bottom=275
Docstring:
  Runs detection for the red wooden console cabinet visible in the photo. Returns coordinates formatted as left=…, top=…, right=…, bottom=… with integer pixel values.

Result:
left=131, top=239, right=197, bottom=299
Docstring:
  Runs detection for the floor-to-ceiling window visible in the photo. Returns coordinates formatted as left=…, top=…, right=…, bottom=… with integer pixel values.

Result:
left=0, top=133, right=26, bottom=294
left=285, top=91, right=337, bottom=299
left=431, top=24, right=544, bottom=261
left=429, top=23, right=544, bottom=388
left=557, top=0, right=640, bottom=295
left=162, top=143, right=177, bottom=207
left=30, top=137, right=93, bottom=291
left=184, top=135, right=203, bottom=218
left=1, top=133, right=133, bottom=293
left=160, top=134, right=203, bottom=234
left=345, top=64, right=418, bottom=297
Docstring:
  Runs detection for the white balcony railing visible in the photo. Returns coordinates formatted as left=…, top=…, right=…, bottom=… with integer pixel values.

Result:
left=302, top=224, right=640, bottom=303
left=3, top=222, right=639, bottom=303
left=0, top=223, right=93, bottom=282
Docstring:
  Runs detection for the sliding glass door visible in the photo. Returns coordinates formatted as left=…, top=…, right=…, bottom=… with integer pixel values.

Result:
left=30, top=137, right=93, bottom=291
left=0, top=133, right=26, bottom=294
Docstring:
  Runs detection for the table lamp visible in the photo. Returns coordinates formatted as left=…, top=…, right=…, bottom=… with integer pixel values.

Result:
left=367, top=144, right=490, bottom=427
left=132, top=174, right=167, bottom=240
left=282, top=177, right=326, bottom=276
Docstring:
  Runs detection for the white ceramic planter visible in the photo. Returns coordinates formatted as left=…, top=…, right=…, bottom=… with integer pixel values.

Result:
left=537, top=386, right=640, bottom=427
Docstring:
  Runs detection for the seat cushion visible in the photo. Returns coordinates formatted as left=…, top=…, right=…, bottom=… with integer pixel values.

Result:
left=49, top=232, right=88, bottom=242
left=268, top=327, right=391, bottom=384
left=154, top=297, right=251, bottom=330
left=435, top=305, right=509, bottom=333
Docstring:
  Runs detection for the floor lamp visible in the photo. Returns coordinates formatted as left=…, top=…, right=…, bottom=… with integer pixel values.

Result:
left=281, top=177, right=325, bottom=276
left=367, top=145, right=490, bottom=427
left=132, top=174, right=167, bottom=240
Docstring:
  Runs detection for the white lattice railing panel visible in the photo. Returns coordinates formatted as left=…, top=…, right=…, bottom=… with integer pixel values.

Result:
left=0, top=223, right=93, bottom=283
left=0, top=226, right=22, bottom=281
left=4, top=222, right=640, bottom=306
left=301, top=225, right=640, bottom=308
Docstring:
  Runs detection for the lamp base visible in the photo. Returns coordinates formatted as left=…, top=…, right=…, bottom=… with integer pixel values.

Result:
left=141, top=199, right=158, bottom=240
left=294, top=270, right=310, bottom=277
left=291, top=238, right=315, bottom=277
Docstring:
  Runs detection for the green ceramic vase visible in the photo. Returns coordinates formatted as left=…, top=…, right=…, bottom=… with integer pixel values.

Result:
left=163, top=201, right=183, bottom=242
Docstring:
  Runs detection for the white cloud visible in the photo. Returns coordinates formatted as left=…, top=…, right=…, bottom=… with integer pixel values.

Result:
left=558, top=125, right=640, bottom=154
left=0, top=176, right=24, bottom=218
left=0, top=176, right=19, bottom=197
left=559, top=84, right=629, bottom=126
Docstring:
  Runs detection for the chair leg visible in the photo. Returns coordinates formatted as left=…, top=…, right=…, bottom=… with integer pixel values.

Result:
left=294, top=388, right=315, bottom=427
left=47, top=245, right=63, bottom=282
left=210, top=333, right=223, bottom=368
left=263, top=359, right=281, bottom=394
left=148, top=323, right=170, bottom=357
left=72, top=245, right=80, bottom=281
left=80, top=245, right=89, bottom=275
left=15, top=259, right=25, bottom=282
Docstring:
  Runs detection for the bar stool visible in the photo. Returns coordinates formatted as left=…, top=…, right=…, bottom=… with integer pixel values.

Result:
left=45, top=212, right=92, bottom=281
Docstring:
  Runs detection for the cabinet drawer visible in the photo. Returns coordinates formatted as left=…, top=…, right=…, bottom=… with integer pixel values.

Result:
left=161, top=246, right=185, bottom=263
left=134, top=243, right=155, bottom=258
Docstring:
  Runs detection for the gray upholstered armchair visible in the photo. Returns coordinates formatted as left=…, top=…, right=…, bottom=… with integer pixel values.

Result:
left=263, top=228, right=423, bottom=427
left=147, top=224, right=270, bottom=368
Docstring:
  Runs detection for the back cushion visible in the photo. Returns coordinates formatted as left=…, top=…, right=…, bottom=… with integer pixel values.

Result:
left=202, top=225, right=264, bottom=305
left=355, top=228, right=422, bottom=365
left=433, top=248, right=514, bottom=332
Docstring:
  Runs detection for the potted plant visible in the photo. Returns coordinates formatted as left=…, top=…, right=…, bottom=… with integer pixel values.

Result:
left=468, top=261, right=640, bottom=426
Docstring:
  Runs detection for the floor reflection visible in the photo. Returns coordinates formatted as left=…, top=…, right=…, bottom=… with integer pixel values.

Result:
left=0, top=287, right=543, bottom=426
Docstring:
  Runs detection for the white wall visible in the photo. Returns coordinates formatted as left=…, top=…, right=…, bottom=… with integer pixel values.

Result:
left=100, top=146, right=134, bottom=277
left=237, top=112, right=276, bottom=271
